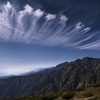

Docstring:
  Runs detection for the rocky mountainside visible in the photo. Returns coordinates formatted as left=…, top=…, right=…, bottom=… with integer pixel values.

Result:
left=0, top=57, right=100, bottom=98
left=36, top=61, right=69, bottom=74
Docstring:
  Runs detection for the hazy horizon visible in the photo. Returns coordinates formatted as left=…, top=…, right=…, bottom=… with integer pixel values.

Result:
left=0, top=0, right=100, bottom=76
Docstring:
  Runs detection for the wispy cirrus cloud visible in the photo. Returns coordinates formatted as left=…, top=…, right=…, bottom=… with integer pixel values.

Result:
left=0, top=1, right=100, bottom=50
left=45, top=14, right=56, bottom=20
left=78, top=40, right=100, bottom=50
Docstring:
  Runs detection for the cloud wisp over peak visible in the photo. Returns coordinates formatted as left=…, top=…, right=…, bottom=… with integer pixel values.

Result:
left=0, top=1, right=100, bottom=50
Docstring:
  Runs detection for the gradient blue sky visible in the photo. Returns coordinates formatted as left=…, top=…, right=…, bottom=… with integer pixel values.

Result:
left=0, top=0, right=100, bottom=76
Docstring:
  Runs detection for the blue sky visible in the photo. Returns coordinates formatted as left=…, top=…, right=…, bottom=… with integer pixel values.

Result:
left=0, top=0, right=100, bottom=76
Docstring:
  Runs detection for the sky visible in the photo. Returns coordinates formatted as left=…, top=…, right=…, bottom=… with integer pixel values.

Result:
left=0, top=0, right=100, bottom=76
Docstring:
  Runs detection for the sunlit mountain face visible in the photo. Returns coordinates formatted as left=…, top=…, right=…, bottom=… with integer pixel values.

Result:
left=0, top=0, right=100, bottom=76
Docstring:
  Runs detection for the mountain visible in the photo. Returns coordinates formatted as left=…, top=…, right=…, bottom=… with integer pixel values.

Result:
left=0, top=57, right=100, bottom=98
left=36, top=61, right=70, bottom=74
left=1, top=82, right=100, bottom=100
left=0, top=75, right=15, bottom=79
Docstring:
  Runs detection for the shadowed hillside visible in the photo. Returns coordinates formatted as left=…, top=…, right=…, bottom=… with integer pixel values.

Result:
left=1, top=82, right=100, bottom=100
left=0, top=57, right=100, bottom=98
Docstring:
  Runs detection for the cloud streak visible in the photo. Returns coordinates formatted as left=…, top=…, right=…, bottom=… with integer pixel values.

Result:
left=0, top=1, right=100, bottom=50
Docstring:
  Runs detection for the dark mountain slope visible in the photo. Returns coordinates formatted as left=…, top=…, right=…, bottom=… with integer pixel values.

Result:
left=73, top=57, right=100, bottom=72
left=36, top=61, right=69, bottom=74
left=34, top=64, right=99, bottom=94
left=0, top=57, right=100, bottom=98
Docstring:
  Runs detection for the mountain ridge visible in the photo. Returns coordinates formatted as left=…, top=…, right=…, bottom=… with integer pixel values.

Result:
left=0, top=57, right=100, bottom=98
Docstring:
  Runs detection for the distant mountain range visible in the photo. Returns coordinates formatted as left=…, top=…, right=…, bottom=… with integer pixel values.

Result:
left=0, top=57, right=100, bottom=98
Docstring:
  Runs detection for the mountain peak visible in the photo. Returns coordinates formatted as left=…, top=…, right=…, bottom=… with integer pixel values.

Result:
left=82, top=57, right=94, bottom=60
left=82, top=57, right=100, bottom=62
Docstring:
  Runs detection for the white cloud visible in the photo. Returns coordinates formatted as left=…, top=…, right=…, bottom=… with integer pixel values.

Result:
left=83, top=27, right=91, bottom=32
left=0, top=1, right=100, bottom=50
left=45, top=14, right=56, bottom=20
left=24, top=4, right=33, bottom=14
left=0, top=22, right=23, bottom=33
left=34, top=9, right=44, bottom=17
left=75, top=22, right=84, bottom=29
left=19, top=4, right=33, bottom=15
left=5, top=1, right=12, bottom=9
left=60, top=15, right=68, bottom=21
left=0, top=67, right=33, bottom=76
left=78, top=40, right=100, bottom=50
